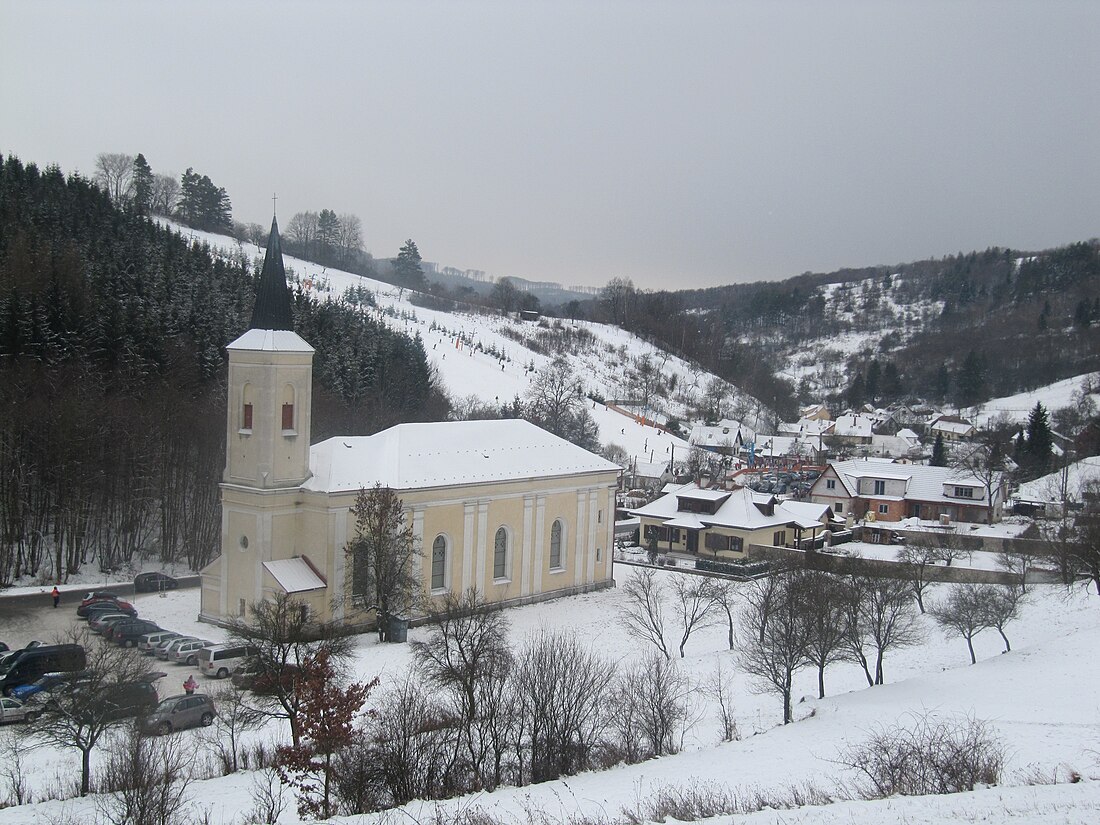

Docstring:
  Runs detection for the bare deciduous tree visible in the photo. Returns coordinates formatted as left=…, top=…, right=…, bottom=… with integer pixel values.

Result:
left=706, top=578, right=739, bottom=650
left=704, top=661, right=740, bottom=742
left=30, top=629, right=160, bottom=796
left=979, top=584, right=1025, bottom=653
left=95, top=152, right=135, bottom=205
left=672, top=576, right=718, bottom=658
left=610, top=653, right=692, bottom=758
left=151, top=173, right=180, bottom=216
left=618, top=567, right=671, bottom=661
left=931, top=584, right=989, bottom=665
left=896, top=540, right=941, bottom=612
left=197, top=682, right=264, bottom=774
left=410, top=589, right=513, bottom=791
left=226, top=593, right=354, bottom=747
left=738, top=572, right=811, bottom=724
left=844, top=574, right=923, bottom=685
left=514, top=628, right=615, bottom=783
left=800, top=571, right=850, bottom=699
left=95, top=726, right=192, bottom=825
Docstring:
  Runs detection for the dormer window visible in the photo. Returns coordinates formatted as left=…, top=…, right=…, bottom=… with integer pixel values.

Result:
left=953, top=486, right=975, bottom=498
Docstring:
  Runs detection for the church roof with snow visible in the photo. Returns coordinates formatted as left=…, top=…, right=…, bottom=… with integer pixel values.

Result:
left=303, top=419, right=621, bottom=493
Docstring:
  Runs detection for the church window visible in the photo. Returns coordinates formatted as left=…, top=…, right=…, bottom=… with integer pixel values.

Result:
left=493, top=527, right=509, bottom=580
left=431, top=535, right=448, bottom=591
left=550, top=520, right=564, bottom=570
left=241, top=383, right=253, bottom=431
left=281, top=383, right=296, bottom=432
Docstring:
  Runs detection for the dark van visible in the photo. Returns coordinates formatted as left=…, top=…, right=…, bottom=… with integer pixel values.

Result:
left=0, top=645, right=87, bottom=696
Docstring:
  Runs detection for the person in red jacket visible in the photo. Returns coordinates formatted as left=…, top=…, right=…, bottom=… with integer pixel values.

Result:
left=51, top=586, right=60, bottom=608
left=183, top=675, right=197, bottom=695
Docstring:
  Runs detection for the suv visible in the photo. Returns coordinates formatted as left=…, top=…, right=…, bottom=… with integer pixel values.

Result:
left=199, top=644, right=259, bottom=679
left=158, top=637, right=201, bottom=661
left=141, top=693, right=216, bottom=734
left=0, top=645, right=87, bottom=696
left=90, top=674, right=164, bottom=722
left=109, top=619, right=162, bottom=647
left=134, top=572, right=179, bottom=593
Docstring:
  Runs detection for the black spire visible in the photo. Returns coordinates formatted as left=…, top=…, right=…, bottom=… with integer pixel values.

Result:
left=250, top=216, right=295, bottom=331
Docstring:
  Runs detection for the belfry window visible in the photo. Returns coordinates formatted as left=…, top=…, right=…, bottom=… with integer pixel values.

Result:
left=281, top=383, right=296, bottom=432
left=241, top=383, right=253, bottom=431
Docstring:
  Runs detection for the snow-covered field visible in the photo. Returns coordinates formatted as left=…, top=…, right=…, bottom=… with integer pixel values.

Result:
left=2, top=567, right=1097, bottom=824
left=969, top=372, right=1100, bottom=428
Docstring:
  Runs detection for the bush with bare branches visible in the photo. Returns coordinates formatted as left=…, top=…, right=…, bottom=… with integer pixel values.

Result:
left=836, top=712, right=1005, bottom=797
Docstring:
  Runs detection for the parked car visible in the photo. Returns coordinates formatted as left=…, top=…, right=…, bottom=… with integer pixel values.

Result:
left=140, top=693, right=216, bottom=734
left=77, top=596, right=122, bottom=618
left=134, top=572, right=180, bottom=593
left=108, top=619, right=162, bottom=647
left=0, top=696, right=40, bottom=724
left=169, top=640, right=211, bottom=667
left=199, top=644, right=259, bottom=679
left=9, top=670, right=91, bottom=702
left=84, top=601, right=136, bottom=621
left=0, top=644, right=87, bottom=696
left=89, top=613, right=132, bottom=635
left=157, top=637, right=201, bottom=661
left=138, top=631, right=182, bottom=656
left=88, top=675, right=163, bottom=721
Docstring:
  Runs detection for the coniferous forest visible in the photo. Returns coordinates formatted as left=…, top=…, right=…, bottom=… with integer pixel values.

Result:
left=0, top=155, right=447, bottom=584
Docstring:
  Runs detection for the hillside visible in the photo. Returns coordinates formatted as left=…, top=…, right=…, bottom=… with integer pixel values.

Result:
left=0, top=570, right=1096, bottom=823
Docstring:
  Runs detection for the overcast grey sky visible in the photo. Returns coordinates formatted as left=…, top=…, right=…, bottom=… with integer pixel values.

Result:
left=2, top=1, right=1097, bottom=290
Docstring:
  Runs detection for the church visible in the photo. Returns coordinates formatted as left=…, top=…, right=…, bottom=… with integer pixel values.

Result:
left=199, top=218, right=620, bottom=628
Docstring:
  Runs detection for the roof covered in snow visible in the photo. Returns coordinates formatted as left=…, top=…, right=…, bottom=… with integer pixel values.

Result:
left=263, top=557, right=326, bottom=593
left=1016, top=456, right=1100, bottom=504
left=823, top=459, right=1001, bottom=506
left=303, top=419, right=620, bottom=493
left=226, top=328, right=314, bottom=353
left=631, top=485, right=826, bottom=532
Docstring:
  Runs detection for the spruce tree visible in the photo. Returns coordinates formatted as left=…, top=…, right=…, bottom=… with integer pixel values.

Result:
left=394, top=239, right=424, bottom=289
left=1023, top=402, right=1054, bottom=478
left=931, top=432, right=947, bottom=466
left=131, top=153, right=153, bottom=215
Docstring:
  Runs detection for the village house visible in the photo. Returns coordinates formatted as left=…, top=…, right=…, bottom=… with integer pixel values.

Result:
left=689, top=419, right=756, bottom=456
left=630, top=483, right=830, bottom=558
left=200, top=218, right=620, bottom=628
left=826, top=413, right=875, bottom=446
left=929, top=414, right=976, bottom=442
left=808, top=458, right=1005, bottom=524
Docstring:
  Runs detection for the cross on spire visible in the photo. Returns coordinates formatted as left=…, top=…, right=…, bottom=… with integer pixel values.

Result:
left=272, top=192, right=278, bottom=218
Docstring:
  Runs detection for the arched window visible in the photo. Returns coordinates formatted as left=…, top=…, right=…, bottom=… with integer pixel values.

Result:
left=550, top=519, right=564, bottom=570
left=281, top=383, right=296, bottom=431
left=493, top=527, right=509, bottom=580
left=241, top=383, right=253, bottom=431
left=431, top=535, right=448, bottom=591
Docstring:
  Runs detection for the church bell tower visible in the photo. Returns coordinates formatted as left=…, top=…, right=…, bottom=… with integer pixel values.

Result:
left=224, top=215, right=314, bottom=489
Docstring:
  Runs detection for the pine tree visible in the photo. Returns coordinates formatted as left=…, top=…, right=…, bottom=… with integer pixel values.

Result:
left=394, top=239, right=424, bottom=289
left=1023, top=402, right=1053, bottom=478
left=316, top=209, right=339, bottom=263
left=931, top=432, right=947, bottom=466
left=865, top=360, right=881, bottom=403
left=847, top=372, right=865, bottom=408
left=131, top=153, right=153, bottom=215
left=957, top=350, right=986, bottom=406
left=934, top=363, right=951, bottom=403
left=881, top=362, right=903, bottom=400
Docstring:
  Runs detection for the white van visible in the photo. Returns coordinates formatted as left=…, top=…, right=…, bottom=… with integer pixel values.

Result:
left=199, top=644, right=258, bottom=679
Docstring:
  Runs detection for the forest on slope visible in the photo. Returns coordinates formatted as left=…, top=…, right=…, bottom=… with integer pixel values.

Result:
left=0, top=155, right=447, bottom=584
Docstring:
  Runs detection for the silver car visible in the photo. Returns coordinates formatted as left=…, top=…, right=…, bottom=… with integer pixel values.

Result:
left=139, top=631, right=182, bottom=656
left=157, top=637, right=200, bottom=661
left=0, top=696, right=40, bottom=724
left=169, top=640, right=211, bottom=667
left=141, top=693, right=216, bottom=734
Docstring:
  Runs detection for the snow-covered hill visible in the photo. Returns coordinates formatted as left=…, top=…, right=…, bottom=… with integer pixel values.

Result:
left=1, top=571, right=1097, bottom=824
left=161, top=220, right=776, bottom=473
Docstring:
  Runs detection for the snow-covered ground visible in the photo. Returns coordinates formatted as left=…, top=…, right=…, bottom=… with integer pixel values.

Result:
left=1, top=568, right=1097, bottom=824
left=969, top=372, right=1100, bottom=428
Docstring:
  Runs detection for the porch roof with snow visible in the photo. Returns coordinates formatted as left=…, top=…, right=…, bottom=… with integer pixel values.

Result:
left=263, top=558, right=326, bottom=593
